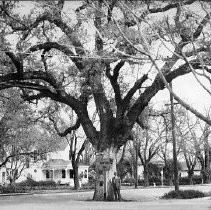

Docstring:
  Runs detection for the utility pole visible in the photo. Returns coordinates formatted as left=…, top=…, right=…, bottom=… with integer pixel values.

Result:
left=170, top=82, right=179, bottom=192
left=134, top=137, right=138, bottom=189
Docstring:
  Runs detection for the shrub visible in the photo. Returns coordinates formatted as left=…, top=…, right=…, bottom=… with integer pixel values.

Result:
left=88, top=170, right=96, bottom=186
left=0, top=185, right=26, bottom=194
left=37, top=180, right=57, bottom=187
left=138, top=179, right=144, bottom=186
left=192, top=175, right=203, bottom=184
left=81, top=182, right=95, bottom=190
left=179, top=176, right=203, bottom=185
left=15, top=178, right=57, bottom=190
left=17, top=178, right=38, bottom=188
left=162, top=190, right=205, bottom=199
left=138, top=178, right=168, bottom=186
left=122, top=177, right=135, bottom=186
left=179, top=177, right=189, bottom=185
left=149, top=176, right=161, bottom=186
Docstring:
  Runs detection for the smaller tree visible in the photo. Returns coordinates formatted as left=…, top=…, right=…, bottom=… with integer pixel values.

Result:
left=135, top=108, right=165, bottom=186
left=163, top=159, right=182, bottom=186
left=117, top=144, right=133, bottom=181
left=196, top=119, right=211, bottom=183
left=117, top=159, right=132, bottom=181
left=4, top=126, right=55, bottom=184
left=46, top=103, right=88, bottom=189
left=177, top=111, right=199, bottom=185
left=0, top=90, right=65, bottom=184
left=65, top=132, right=88, bottom=189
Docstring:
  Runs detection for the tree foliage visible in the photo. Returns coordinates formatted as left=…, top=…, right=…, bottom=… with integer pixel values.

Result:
left=0, top=89, right=62, bottom=183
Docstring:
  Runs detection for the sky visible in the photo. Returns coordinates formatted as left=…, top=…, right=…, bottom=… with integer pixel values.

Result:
left=158, top=67, right=209, bottom=115
left=146, top=1, right=211, bottom=115
left=151, top=73, right=211, bottom=114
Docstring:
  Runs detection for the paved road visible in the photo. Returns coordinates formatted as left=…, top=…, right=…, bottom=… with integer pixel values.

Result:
left=0, top=185, right=211, bottom=210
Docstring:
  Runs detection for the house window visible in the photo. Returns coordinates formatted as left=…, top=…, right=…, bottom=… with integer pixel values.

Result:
left=70, top=169, right=74, bottom=178
left=33, top=150, right=38, bottom=162
left=27, top=173, right=32, bottom=179
left=62, top=169, right=66, bottom=178
left=84, top=170, right=87, bottom=178
left=46, top=170, right=50, bottom=179
left=46, top=170, right=53, bottom=179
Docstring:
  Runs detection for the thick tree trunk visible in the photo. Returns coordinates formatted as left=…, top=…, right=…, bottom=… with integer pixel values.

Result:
left=143, top=165, right=149, bottom=187
left=73, top=165, right=80, bottom=190
left=188, top=171, right=194, bottom=185
left=169, top=177, right=173, bottom=186
left=93, top=147, right=118, bottom=201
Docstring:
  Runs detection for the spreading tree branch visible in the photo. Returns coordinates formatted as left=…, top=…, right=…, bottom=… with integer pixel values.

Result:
left=106, top=61, right=125, bottom=107
left=49, top=116, right=81, bottom=137
left=123, top=74, right=148, bottom=111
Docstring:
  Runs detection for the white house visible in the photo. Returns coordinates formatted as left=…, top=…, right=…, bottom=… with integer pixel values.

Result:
left=179, top=161, right=202, bottom=178
left=0, top=140, right=89, bottom=186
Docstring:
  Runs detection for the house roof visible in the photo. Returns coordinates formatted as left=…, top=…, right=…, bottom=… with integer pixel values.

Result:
left=42, top=159, right=72, bottom=170
left=150, top=160, right=165, bottom=166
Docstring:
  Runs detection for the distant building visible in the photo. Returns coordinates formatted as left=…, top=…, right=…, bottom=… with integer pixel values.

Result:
left=0, top=140, right=89, bottom=186
left=179, top=161, right=202, bottom=177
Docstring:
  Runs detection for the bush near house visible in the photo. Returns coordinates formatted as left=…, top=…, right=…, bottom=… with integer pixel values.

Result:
left=179, top=176, right=203, bottom=185
left=121, top=177, right=135, bottom=186
left=1, top=177, right=96, bottom=194
left=122, top=177, right=169, bottom=186
left=121, top=177, right=158, bottom=186
left=0, top=178, right=58, bottom=193
left=0, top=185, right=26, bottom=194
left=121, top=175, right=203, bottom=187
left=81, top=182, right=95, bottom=190
left=162, top=190, right=205, bottom=199
left=16, top=178, right=57, bottom=190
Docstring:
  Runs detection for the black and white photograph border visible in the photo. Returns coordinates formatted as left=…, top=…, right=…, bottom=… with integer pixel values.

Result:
left=0, top=1, right=211, bottom=209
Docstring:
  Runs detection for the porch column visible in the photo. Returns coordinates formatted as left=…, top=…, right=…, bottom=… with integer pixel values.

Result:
left=52, top=169, right=54, bottom=180
left=161, top=169, right=163, bottom=186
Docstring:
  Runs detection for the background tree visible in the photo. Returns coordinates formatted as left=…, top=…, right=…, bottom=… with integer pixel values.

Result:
left=163, top=159, right=182, bottom=186
left=176, top=110, right=200, bottom=185
left=195, top=115, right=211, bottom=183
left=0, top=89, right=59, bottom=184
left=42, top=103, right=93, bottom=190
left=0, top=89, right=35, bottom=169
left=134, top=108, right=165, bottom=186
left=117, top=158, right=132, bottom=181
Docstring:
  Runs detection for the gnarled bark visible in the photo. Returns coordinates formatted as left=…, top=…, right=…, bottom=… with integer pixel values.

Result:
left=93, top=146, right=118, bottom=201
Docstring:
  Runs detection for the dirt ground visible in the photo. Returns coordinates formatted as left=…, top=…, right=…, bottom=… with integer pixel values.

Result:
left=0, top=184, right=211, bottom=210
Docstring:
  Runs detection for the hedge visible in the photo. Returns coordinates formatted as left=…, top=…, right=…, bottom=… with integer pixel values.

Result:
left=122, top=175, right=203, bottom=186
left=162, top=190, right=205, bottom=199
left=0, top=179, right=57, bottom=193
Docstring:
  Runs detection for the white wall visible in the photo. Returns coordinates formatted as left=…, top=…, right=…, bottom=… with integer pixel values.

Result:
left=138, top=165, right=144, bottom=179
left=180, top=170, right=201, bottom=178
left=0, top=167, right=6, bottom=185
